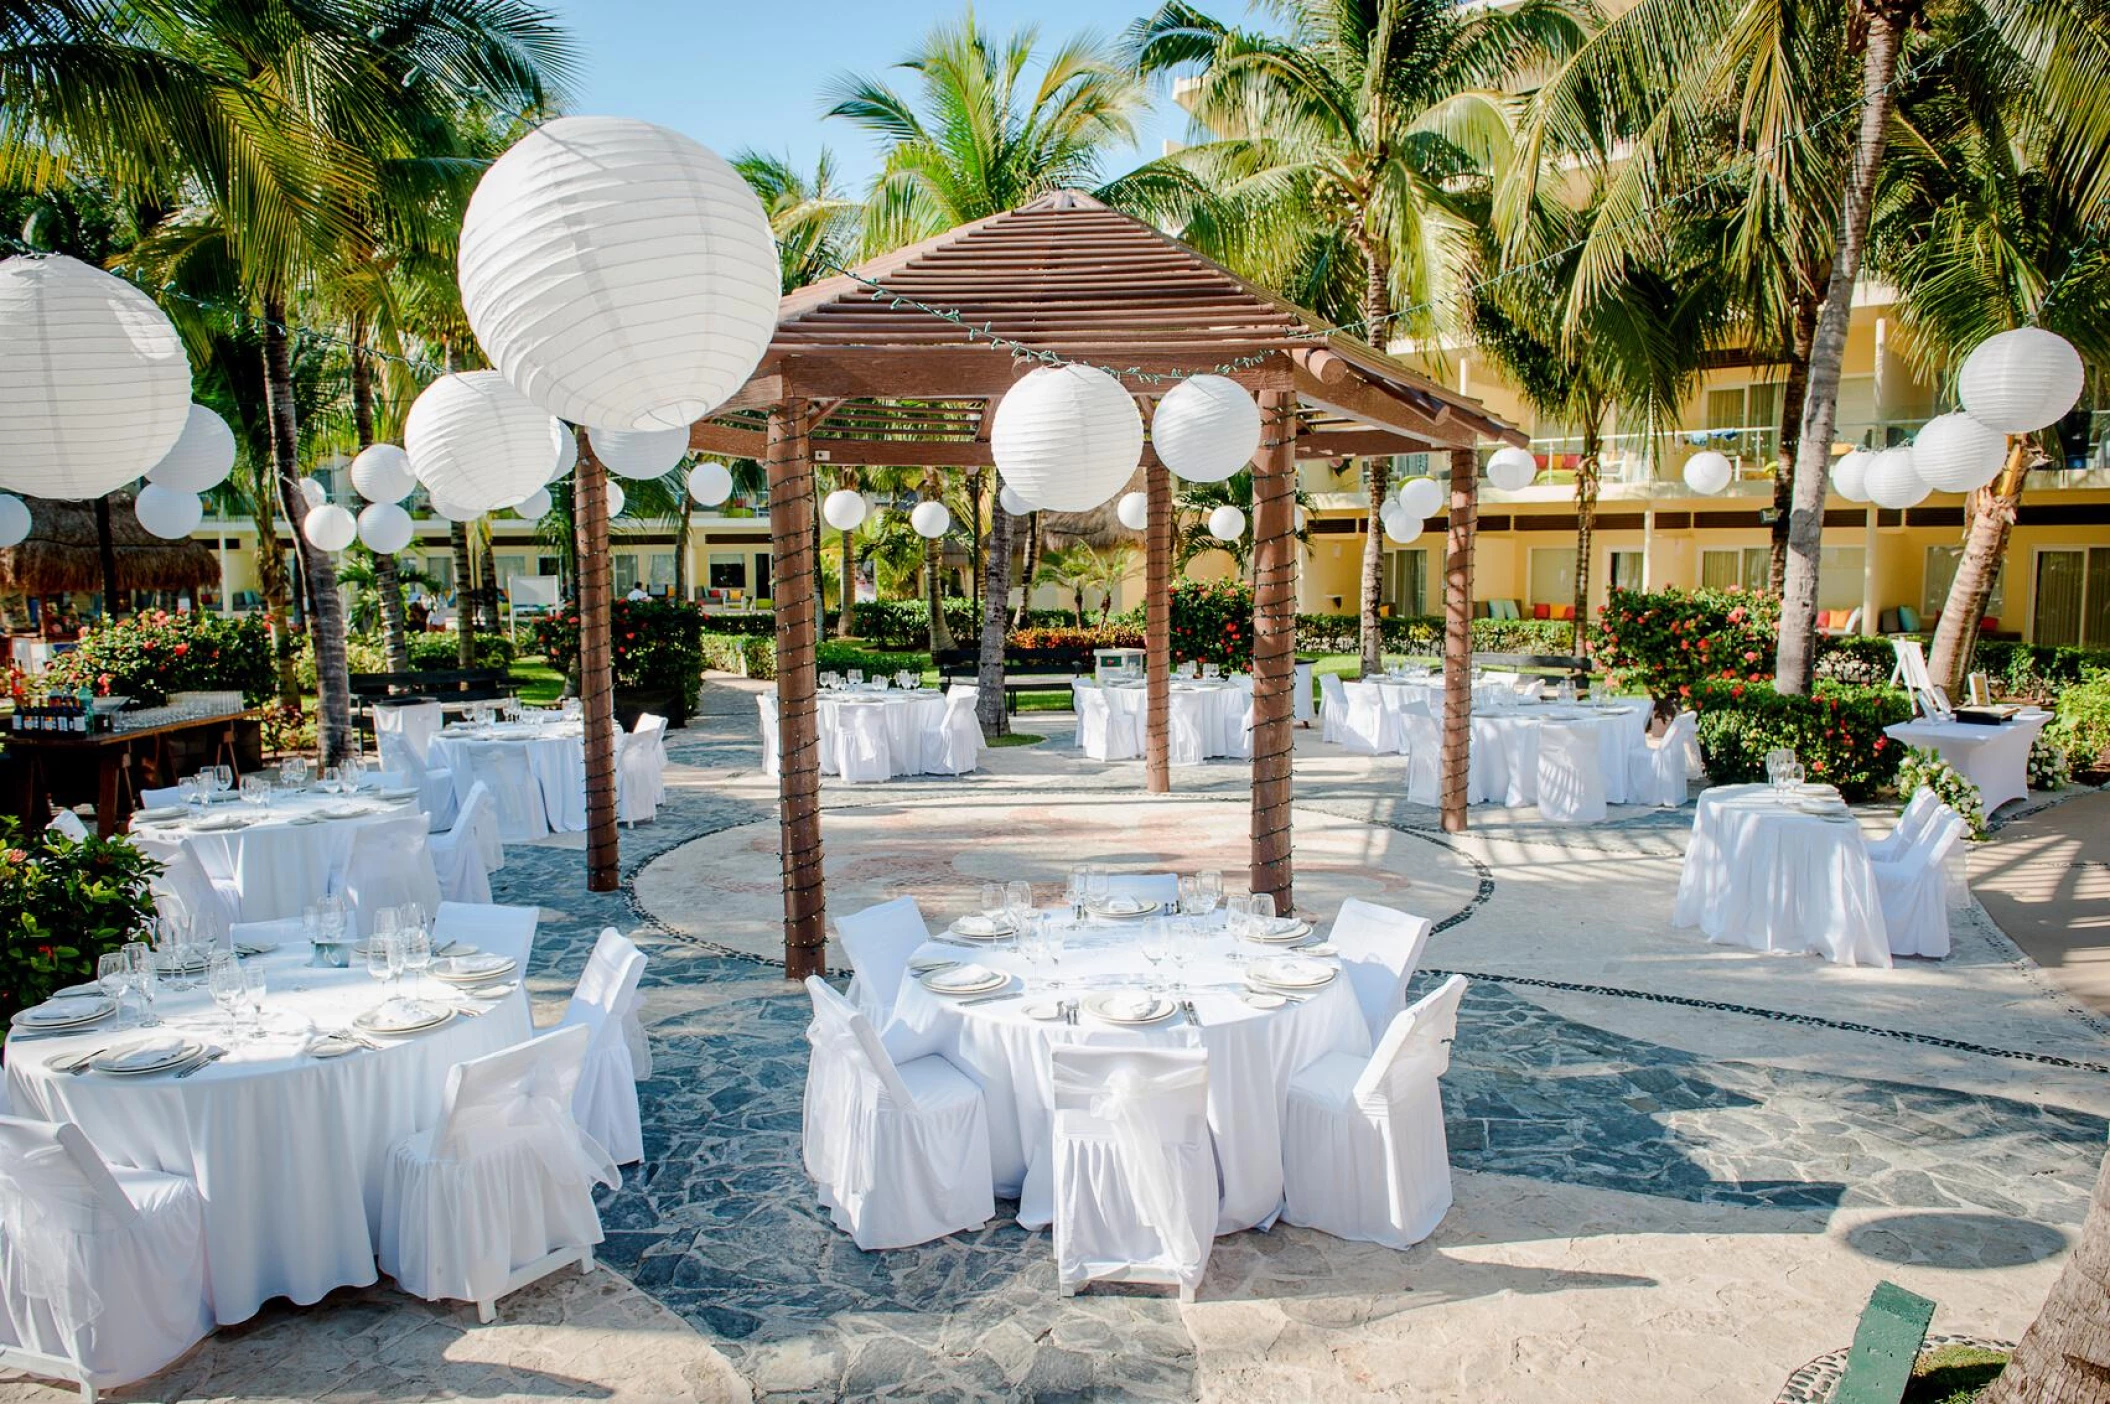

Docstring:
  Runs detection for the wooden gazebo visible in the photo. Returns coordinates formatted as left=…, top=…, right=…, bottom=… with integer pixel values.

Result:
left=691, top=191, right=1524, bottom=976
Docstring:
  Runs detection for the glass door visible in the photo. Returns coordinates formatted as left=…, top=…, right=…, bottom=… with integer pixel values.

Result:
left=2034, top=549, right=2085, bottom=646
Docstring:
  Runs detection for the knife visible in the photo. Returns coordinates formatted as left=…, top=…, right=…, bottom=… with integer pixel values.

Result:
left=957, top=990, right=1025, bottom=1007
left=173, top=1046, right=229, bottom=1078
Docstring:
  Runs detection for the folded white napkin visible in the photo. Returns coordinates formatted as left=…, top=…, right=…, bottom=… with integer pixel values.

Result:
left=16, top=996, right=109, bottom=1025
left=955, top=913, right=1008, bottom=935
left=105, top=1037, right=189, bottom=1070
left=1102, top=896, right=1145, bottom=914
left=1254, top=956, right=1328, bottom=985
left=1102, top=992, right=1160, bottom=1019
left=928, top=963, right=997, bottom=991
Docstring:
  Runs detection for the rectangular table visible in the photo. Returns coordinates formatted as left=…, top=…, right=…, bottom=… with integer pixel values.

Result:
left=1882, top=710, right=2049, bottom=814
left=7, top=710, right=262, bottom=835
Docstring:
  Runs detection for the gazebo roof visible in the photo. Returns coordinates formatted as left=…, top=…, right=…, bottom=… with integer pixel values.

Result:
left=0, top=494, right=218, bottom=596
left=692, top=190, right=1524, bottom=465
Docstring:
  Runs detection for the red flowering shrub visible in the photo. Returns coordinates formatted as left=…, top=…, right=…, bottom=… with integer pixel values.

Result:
left=1166, top=577, right=1255, bottom=672
left=0, top=817, right=161, bottom=1019
left=1593, top=586, right=1779, bottom=706
left=534, top=597, right=706, bottom=720
left=46, top=610, right=273, bottom=707
left=1688, top=678, right=1912, bottom=800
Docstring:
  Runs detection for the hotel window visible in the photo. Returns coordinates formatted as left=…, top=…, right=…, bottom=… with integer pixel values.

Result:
left=1819, top=547, right=1866, bottom=612
left=612, top=553, right=640, bottom=594
left=1608, top=550, right=1644, bottom=591
left=1529, top=547, right=1578, bottom=606
left=1924, top=546, right=2006, bottom=625
left=1700, top=547, right=1769, bottom=592
left=647, top=552, right=676, bottom=591
left=1385, top=549, right=1428, bottom=616
left=423, top=554, right=452, bottom=590
left=708, top=553, right=746, bottom=590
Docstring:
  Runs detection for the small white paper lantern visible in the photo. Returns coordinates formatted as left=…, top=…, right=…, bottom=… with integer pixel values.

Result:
left=0, top=495, right=28, bottom=549
left=1207, top=504, right=1246, bottom=541
left=0, top=254, right=191, bottom=498
left=302, top=502, right=358, bottom=552
left=1912, top=411, right=2009, bottom=493
left=1486, top=446, right=1538, bottom=491
left=1959, top=327, right=2085, bottom=435
left=1151, top=374, right=1261, bottom=483
left=427, top=493, right=480, bottom=523
left=822, top=489, right=867, bottom=531
left=350, top=443, right=416, bottom=503
left=146, top=405, right=236, bottom=493
left=606, top=480, right=626, bottom=518
left=1864, top=446, right=1931, bottom=509
left=134, top=483, right=203, bottom=539
left=357, top=501, right=415, bottom=554
left=549, top=428, right=579, bottom=484
left=592, top=425, right=689, bottom=480
left=1682, top=450, right=1734, bottom=495
left=299, top=477, right=329, bottom=509
left=1396, top=476, right=1443, bottom=518
left=459, top=116, right=779, bottom=432
left=910, top=500, right=952, bottom=538
left=687, top=459, right=733, bottom=506
left=405, top=370, right=563, bottom=513
left=998, top=484, right=1032, bottom=517
left=511, top=488, right=553, bottom=521
left=1381, top=504, right=1423, bottom=545
left=991, top=364, right=1143, bottom=512
left=1115, top=491, right=1150, bottom=531
left=1832, top=448, right=1874, bottom=503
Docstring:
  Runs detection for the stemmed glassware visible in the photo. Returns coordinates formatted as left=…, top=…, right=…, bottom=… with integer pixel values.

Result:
left=1197, top=870, right=1222, bottom=916
left=1003, top=881, right=1033, bottom=948
left=212, top=764, right=233, bottom=800
left=980, top=883, right=1007, bottom=931
left=97, top=952, right=131, bottom=1022
left=1067, top=865, right=1088, bottom=926
left=240, top=774, right=270, bottom=814
left=281, top=755, right=309, bottom=789
left=399, top=923, right=431, bottom=999
left=1020, top=917, right=1047, bottom=993
left=123, top=941, right=160, bottom=1027
left=208, top=952, right=244, bottom=1035
left=1177, top=875, right=1200, bottom=916
left=1139, top=918, right=1170, bottom=994
left=241, top=963, right=267, bottom=1039
left=154, top=913, right=194, bottom=992
left=366, top=927, right=397, bottom=992
left=1084, top=866, right=1110, bottom=913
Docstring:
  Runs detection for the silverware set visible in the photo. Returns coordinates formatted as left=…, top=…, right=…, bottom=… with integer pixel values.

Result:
left=173, top=1046, right=228, bottom=1078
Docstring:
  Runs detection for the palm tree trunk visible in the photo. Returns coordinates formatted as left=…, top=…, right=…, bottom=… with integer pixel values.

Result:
left=479, top=540, right=501, bottom=633
left=1769, top=284, right=1822, bottom=595
left=838, top=513, right=857, bottom=638
left=1572, top=424, right=1601, bottom=655
left=92, top=498, right=123, bottom=620
left=1928, top=440, right=2036, bottom=697
left=923, top=472, right=955, bottom=653
left=1014, top=512, right=1041, bottom=628
left=574, top=438, right=620, bottom=893
left=1146, top=457, right=1172, bottom=793
left=1441, top=447, right=1479, bottom=834
left=1251, top=391, right=1298, bottom=910
left=1360, top=456, right=1390, bottom=675
left=966, top=471, right=983, bottom=622
left=1983, top=1141, right=2110, bottom=1403
left=769, top=404, right=827, bottom=977
left=251, top=456, right=299, bottom=706
left=674, top=494, right=692, bottom=603
left=977, top=500, right=1011, bottom=739
left=451, top=522, right=475, bottom=667
left=351, top=338, right=409, bottom=672
left=1778, top=6, right=1911, bottom=693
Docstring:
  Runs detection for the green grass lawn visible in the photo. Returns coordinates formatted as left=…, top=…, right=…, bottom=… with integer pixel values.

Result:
left=509, top=657, right=565, bottom=706
left=986, top=730, right=1045, bottom=747
left=1902, top=1345, right=2008, bottom=1403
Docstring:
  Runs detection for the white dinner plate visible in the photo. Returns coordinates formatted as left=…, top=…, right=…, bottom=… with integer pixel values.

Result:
left=354, top=1000, right=455, bottom=1036
left=1022, top=1000, right=1064, bottom=1021
left=11, top=996, right=116, bottom=1030
left=91, top=1038, right=203, bottom=1075
left=949, top=914, right=1015, bottom=939
left=192, top=813, right=252, bottom=832
left=1084, top=992, right=1176, bottom=1024
left=1246, top=918, right=1313, bottom=944
left=431, top=953, right=516, bottom=983
left=131, top=806, right=187, bottom=823
left=377, top=787, right=421, bottom=802
left=321, top=804, right=372, bottom=820
left=907, top=957, right=957, bottom=975
left=1246, top=956, right=1338, bottom=991
left=1241, top=991, right=1287, bottom=1010
left=920, top=963, right=1008, bottom=996
left=1088, top=897, right=1159, bottom=919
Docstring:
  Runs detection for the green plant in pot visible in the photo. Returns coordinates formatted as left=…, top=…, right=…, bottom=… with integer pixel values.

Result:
left=0, top=819, right=162, bottom=1021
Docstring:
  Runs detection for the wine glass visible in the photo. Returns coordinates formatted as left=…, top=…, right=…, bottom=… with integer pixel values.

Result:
left=97, top=952, right=131, bottom=1021
left=1067, top=865, right=1088, bottom=926
left=241, top=963, right=267, bottom=1039
left=240, top=774, right=270, bottom=814
left=1224, top=892, right=1252, bottom=943
left=123, top=941, right=160, bottom=1027
left=1020, top=917, right=1046, bottom=993
left=1198, top=869, right=1223, bottom=916
left=212, top=764, right=233, bottom=799
left=399, top=925, right=431, bottom=999
left=282, top=755, right=309, bottom=789
left=1004, top=880, right=1033, bottom=936
left=1084, top=866, right=1110, bottom=913
left=154, top=912, right=193, bottom=992
left=179, top=773, right=204, bottom=816
left=208, top=952, right=244, bottom=1035
left=366, top=929, right=396, bottom=990
left=1139, top=918, right=1170, bottom=993
left=980, top=883, right=1006, bottom=932
left=1177, top=875, right=1200, bottom=917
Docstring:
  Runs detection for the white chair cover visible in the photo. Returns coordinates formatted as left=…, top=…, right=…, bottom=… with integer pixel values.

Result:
left=1282, top=974, right=1468, bottom=1249
left=434, top=900, right=537, bottom=968
left=462, top=744, right=547, bottom=842
left=44, top=810, right=88, bottom=842
left=556, top=928, right=648, bottom=1165
left=1339, top=681, right=1397, bottom=754
left=924, top=688, right=984, bottom=775
left=616, top=713, right=669, bottom=824
left=1875, top=809, right=1967, bottom=959
left=375, top=701, right=444, bottom=762
left=1070, top=679, right=1090, bottom=748
left=837, top=704, right=894, bottom=783
left=1536, top=722, right=1607, bottom=824
left=1868, top=788, right=1943, bottom=862
left=380, top=1025, right=616, bottom=1317
left=151, top=843, right=235, bottom=951
left=0, top=1116, right=213, bottom=1394
left=337, top=816, right=444, bottom=938
left=138, top=785, right=190, bottom=809
left=1403, top=709, right=1443, bottom=807
left=1329, top=898, right=1437, bottom=1041
left=429, top=782, right=500, bottom=906
left=1167, top=690, right=1207, bottom=766
left=379, top=728, right=458, bottom=831
left=1049, top=1045, right=1214, bottom=1303
left=1318, top=673, right=1349, bottom=745
left=1077, top=688, right=1141, bottom=761
left=1225, top=686, right=1256, bottom=761
left=1105, top=873, right=1179, bottom=904
left=836, top=896, right=931, bottom=1025
left=757, top=693, right=782, bottom=778
left=1626, top=710, right=1697, bottom=808
left=800, top=978, right=994, bottom=1251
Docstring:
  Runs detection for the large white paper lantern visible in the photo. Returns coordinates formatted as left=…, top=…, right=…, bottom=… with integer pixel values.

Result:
left=302, top=502, right=357, bottom=552
left=991, top=364, right=1143, bottom=512
left=1381, top=504, right=1423, bottom=545
left=606, top=480, right=626, bottom=517
left=145, top=405, right=236, bottom=493
left=1682, top=450, right=1734, bottom=495
left=1913, top=411, right=2009, bottom=493
left=357, top=501, right=415, bottom=554
left=134, top=483, right=202, bottom=539
left=405, top=370, right=563, bottom=513
left=0, top=495, right=28, bottom=549
left=1959, top=327, right=2084, bottom=435
left=910, top=501, right=952, bottom=538
left=1151, top=374, right=1260, bottom=483
left=1832, top=448, right=1873, bottom=503
left=687, top=459, right=733, bottom=506
left=998, top=484, right=1032, bottom=517
left=459, top=116, right=779, bottom=432
left=1115, top=491, right=1149, bottom=531
left=592, top=425, right=689, bottom=480
left=511, top=488, right=552, bottom=520
left=428, top=493, right=480, bottom=523
left=822, top=489, right=867, bottom=531
left=1207, top=504, right=1246, bottom=541
left=299, top=477, right=329, bottom=510
left=549, top=428, right=578, bottom=484
left=0, top=254, right=191, bottom=498
left=1396, top=476, right=1443, bottom=518
left=1865, top=446, right=1931, bottom=509
left=1486, top=446, right=1538, bottom=491
left=350, top=443, right=416, bottom=503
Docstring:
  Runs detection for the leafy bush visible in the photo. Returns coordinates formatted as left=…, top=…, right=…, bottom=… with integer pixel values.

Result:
left=1165, top=577, right=1254, bottom=671
left=700, top=612, right=776, bottom=638
left=1689, top=678, right=1913, bottom=801
left=0, top=819, right=161, bottom=1020
left=1293, top=613, right=1582, bottom=658
left=1898, top=747, right=1987, bottom=838
left=2054, top=669, right=2110, bottom=773
left=406, top=632, right=515, bottom=671
left=298, top=635, right=388, bottom=690
left=1595, top=586, right=1780, bottom=706
left=1814, top=636, right=1898, bottom=687
left=260, top=701, right=316, bottom=755
left=2030, top=721, right=2075, bottom=791
left=1972, top=639, right=2110, bottom=703
left=700, top=632, right=774, bottom=678
left=1007, top=625, right=1144, bottom=652
left=849, top=598, right=980, bottom=648
left=535, top=598, right=705, bottom=720
left=47, top=610, right=274, bottom=707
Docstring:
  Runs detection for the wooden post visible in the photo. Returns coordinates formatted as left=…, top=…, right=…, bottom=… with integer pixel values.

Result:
left=1441, top=445, right=1480, bottom=834
left=574, top=437, right=621, bottom=892
left=769, top=402, right=828, bottom=978
left=1250, top=390, right=1298, bottom=909
left=1145, top=450, right=1172, bottom=794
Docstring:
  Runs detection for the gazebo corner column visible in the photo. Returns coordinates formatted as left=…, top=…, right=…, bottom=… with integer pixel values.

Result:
left=1440, top=445, right=1480, bottom=834
left=1250, top=389, right=1298, bottom=911
left=769, top=400, right=828, bottom=978
left=1145, top=451, right=1172, bottom=794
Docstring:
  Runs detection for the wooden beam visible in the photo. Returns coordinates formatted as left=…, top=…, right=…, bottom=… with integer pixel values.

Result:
left=689, top=421, right=768, bottom=459
left=736, top=351, right=1294, bottom=403
left=1146, top=447, right=1171, bottom=795
left=1440, top=446, right=1479, bottom=834
left=769, top=401, right=827, bottom=977
left=1251, top=389, right=1298, bottom=911
left=1294, top=363, right=1464, bottom=447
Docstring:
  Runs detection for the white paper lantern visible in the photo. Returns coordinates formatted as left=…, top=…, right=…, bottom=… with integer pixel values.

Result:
left=1832, top=448, right=1873, bottom=503
left=606, top=480, right=626, bottom=517
left=357, top=501, right=415, bottom=554
left=1151, top=374, right=1261, bottom=484
left=1912, top=411, right=2009, bottom=493
left=405, top=370, right=564, bottom=513
left=822, top=489, right=867, bottom=531
left=428, top=493, right=480, bottom=523
left=302, top=502, right=358, bottom=552
left=1207, top=504, right=1246, bottom=541
left=134, top=483, right=202, bottom=539
left=0, top=495, right=28, bottom=549
left=1682, top=450, right=1734, bottom=495
left=687, top=459, right=733, bottom=506
left=1115, top=491, right=1150, bottom=531
left=145, top=405, right=236, bottom=493
left=1486, top=446, right=1538, bottom=491
left=991, top=364, right=1143, bottom=512
left=0, top=254, right=191, bottom=498
left=1864, top=446, right=1931, bottom=509
left=299, top=477, right=329, bottom=510
left=592, top=425, right=689, bottom=480
left=1381, top=505, right=1423, bottom=545
left=1959, top=327, right=2085, bottom=435
left=1396, top=476, right=1443, bottom=518
left=349, top=443, right=416, bottom=503
left=511, top=488, right=553, bottom=521
left=459, top=116, right=779, bottom=432
left=998, top=484, right=1032, bottom=517
left=549, top=428, right=578, bottom=484
left=910, top=501, right=952, bottom=538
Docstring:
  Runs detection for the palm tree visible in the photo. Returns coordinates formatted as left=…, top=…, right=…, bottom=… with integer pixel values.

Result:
left=1080, top=541, right=1140, bottom=624
left=1129, top=0, right=1590, bottom=677
left=1174, top=469, right=1314, bottom=581
left=734, top=147, right=860, bottom=291
left=1034, top=543, right=1099, bottom=628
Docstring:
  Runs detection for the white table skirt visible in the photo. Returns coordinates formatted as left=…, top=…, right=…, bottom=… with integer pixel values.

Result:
left=817, top=691, right=947, bottom=777
left=880, top=912, right=1369, bottom=1234
left=1098, top=681, right=1249, bottom=759
left=1672, top=784, right=1890, bottom=967
left=130, top=793, right=426, bottom=924
left=429, top=724, right=588, bottom=834
left=1883, top=712, right=2049, bottom=813
left=4, top=911, right=533, bottom=1323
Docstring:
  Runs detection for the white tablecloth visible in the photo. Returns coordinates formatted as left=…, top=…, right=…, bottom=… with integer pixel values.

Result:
left=880, top=910, right=1369, bottom=1234
left=1469, top=702, right=1652, bottom=806
left=429, top=722, right=588, bottom=833
left=1883, top=712, right=2049, bottom=813
left=1672, top=784, right=1890, bottom=966
left=4, top=911, right=533, bottom=1323
left=817, top=690, right=947, bottom=777
left=1100, top=680, right=1249, bottom=759
left=129, top=792, right=425, bottom=923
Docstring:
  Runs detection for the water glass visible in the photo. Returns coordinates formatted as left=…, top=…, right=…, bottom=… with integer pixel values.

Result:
left=980, top=883, right=1006, bottom=927
left=1224, top=893, right=1252, bottom=941
left=155, top=914, right=193, bottom=991
left=207, top=951, right=244, bottom=1032
left=282, top=756, right=309, bottom=789
left=1004, top=880, right=1033, bottom=938
left=1139, top=918, right=1170, bottom=992
left=1085, top=866, right=1110, bottom=912
left=212, top=764, right=233, bottom=798
left=1067, top=865, right=1088, bottom=925
left=97, top=951, right=130, bottom=1018
left=1020, top=918, right=1046, bottom=993
left=1177, top=875, right=1200, bottom=916
left=1198, top=869, right=1223, bottom=916
left=240, top=774, right=270, bottom=812
left=241, top=963, right=267, bottom=1038
left=366, top=930, right=396, bottom=988
left=123, top=941, right=160, bottom=1027
left=399, top=925, right=431, bottom=998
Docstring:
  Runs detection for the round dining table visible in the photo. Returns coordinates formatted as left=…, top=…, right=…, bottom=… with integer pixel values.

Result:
left=880, top=908, right=1369, bottom=1235
left=428, top=720, right=588, bottom=834
left=816, top=687, right=947, bottom=778
left=1101, top=679, right=1251, bottom=760
left=4, top=923, right=532, bottom=1324
left=128, top=790, right=425, bottom=924
left=1466, top=700, right=1653, bottom=806
left=1672, top=783, right=1890, bottom=966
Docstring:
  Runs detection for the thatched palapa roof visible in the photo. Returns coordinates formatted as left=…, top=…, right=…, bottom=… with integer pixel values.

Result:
left=0, top=494, right=217, bottom=595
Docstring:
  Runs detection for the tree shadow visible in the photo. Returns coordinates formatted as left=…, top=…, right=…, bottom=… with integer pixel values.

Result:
left=1846, top=1212, right=2070, bottom=1269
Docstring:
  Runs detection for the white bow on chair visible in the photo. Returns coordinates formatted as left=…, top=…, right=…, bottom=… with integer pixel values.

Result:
left=1058, top=1062, right=1210, bottom=1269
left=443, top=1074, right=619, bottom=1192
left=0, top=1144, right=109, bottom=1340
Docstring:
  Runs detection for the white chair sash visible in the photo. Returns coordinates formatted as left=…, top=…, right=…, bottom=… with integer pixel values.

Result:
left=1053, top=1060, right=1209, bottom=1270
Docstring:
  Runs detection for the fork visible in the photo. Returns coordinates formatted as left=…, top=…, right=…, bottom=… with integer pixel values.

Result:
left=174, top=1046, right=228, bottom=1078
left=1181, top=998, right=1203, bottom=1028
left=53, top=1046, right=110, bottom=1075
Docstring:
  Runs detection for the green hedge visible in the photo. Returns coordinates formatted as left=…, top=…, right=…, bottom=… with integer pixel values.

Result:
left=700, top=632, right=774, bottom=678
left=848, top=599, right=1072, bottom=648
left=2054, top=669, right=2110, bottom=771
left=1690, top=679, right=1913, bottom=801
left=1972, top=639, right=2110, bottom=702
left=1293, top=613, right=1582, bottom=658
left=406, top=632, right=516, bottom=670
